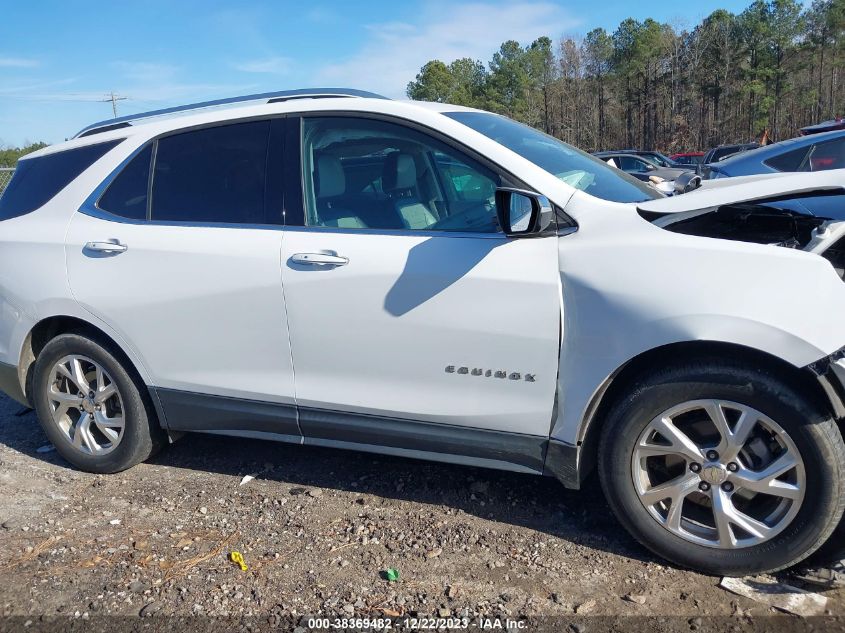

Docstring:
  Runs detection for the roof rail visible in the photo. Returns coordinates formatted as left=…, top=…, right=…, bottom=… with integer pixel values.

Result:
left=74, top=88, right=388, bottom=138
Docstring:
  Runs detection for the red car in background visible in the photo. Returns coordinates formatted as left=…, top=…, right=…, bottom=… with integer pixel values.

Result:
left=668, top=152, right=704, bottom=166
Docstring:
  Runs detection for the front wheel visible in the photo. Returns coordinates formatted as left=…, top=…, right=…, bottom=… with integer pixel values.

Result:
left=598, top=360, right=845, bottom=576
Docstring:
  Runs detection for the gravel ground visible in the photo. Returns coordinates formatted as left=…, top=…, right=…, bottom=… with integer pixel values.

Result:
left=0, top=393, right=843, bottom=632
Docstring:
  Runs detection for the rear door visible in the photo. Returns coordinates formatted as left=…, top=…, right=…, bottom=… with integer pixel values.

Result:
left=279, top=115, right=561, bottom=470
left=65, top=119, right=298, bottom=437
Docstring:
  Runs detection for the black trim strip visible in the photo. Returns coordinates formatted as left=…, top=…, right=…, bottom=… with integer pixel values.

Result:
left=78, top=122, right=132, bottom=138
left=806, top=344, right=845, bottom=376
left=543, top=439, right=580, bottom=489
left=299, top=406, right=546, bottom=473
left=155, top=388, right=299, bottom=436
left=0, top=361, right=27, bottom=407
left=283, top=116, right=304, bottom=227
left=148, top=389, right=581, bottom=483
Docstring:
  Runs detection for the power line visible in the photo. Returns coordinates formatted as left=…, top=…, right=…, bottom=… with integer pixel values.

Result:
left=99, top=91, right=128, bottom=118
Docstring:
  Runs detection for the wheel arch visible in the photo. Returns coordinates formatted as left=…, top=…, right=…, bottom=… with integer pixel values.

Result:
left=18, top=315, right=154, bottom=410
left=568, top=340, right=838, bottom=488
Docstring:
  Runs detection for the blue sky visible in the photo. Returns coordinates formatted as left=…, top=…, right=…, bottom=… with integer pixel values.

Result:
left=1, top=0, right=754, bottom=146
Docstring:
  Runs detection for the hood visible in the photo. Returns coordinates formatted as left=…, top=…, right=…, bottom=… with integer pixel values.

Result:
left=638, top=169, right=845, bottom=216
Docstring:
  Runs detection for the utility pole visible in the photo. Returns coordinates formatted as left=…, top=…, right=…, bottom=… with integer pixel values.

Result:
left=100, top=92, right=128, bottom=118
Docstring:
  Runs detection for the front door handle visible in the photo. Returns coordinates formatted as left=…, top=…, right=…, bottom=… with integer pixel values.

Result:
left=291, top=252, right=348, bottom=267
left=84, top=240, right=128, bottom=254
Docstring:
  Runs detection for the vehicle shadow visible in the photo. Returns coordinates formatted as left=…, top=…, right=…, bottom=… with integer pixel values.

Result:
left=1, top=395, right=651, bottom=564
left=384, top=236, right=504, bottom=317
left=166, top=436, right=653, bottom=565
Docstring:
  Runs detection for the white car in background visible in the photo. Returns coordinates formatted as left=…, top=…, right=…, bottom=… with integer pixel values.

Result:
left=1, top=89, right=844, bottom=576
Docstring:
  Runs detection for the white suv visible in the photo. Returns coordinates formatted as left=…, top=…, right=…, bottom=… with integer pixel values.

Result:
left=2, top=88, right=845, bottom=576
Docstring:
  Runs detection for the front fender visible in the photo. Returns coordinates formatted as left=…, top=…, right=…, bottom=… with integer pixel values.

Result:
left=551, top=201, right=845, bottom=448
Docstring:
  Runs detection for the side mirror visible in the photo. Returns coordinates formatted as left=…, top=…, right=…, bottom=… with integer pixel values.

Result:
left=673, top=172, right=702, bottom=195
left=495, top=188, right=554, bottom=236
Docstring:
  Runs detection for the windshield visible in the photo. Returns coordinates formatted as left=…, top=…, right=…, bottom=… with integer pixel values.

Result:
left=444, top=111, right=660, bottom=203
left=648, top=152, right=674, bottom=167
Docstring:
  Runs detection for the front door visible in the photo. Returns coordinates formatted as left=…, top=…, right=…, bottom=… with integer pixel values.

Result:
left=66, top=119, right=298, bottom=437
left=281, top=115, right=561, bottom=462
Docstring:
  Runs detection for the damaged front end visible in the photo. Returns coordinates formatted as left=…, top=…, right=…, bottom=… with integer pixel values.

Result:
left=637, top=170, right=845, bottom=280
left=650, top=204, right=827, bottom=250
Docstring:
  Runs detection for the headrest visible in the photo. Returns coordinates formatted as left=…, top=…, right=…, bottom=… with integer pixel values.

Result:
left=383, top=152, right=416, bottom=192
left=316, top=155, right=345, bottom=197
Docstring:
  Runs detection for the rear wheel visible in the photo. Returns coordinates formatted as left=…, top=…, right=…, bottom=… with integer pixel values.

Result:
left=598, top=360, right=845, bottom=575
left=32, top=333, right=165, bottom=473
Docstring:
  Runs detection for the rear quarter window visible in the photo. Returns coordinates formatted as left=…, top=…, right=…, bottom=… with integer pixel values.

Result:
left=0, top=140, right=121, bottom=221
left=98, top=144, right=152, bottom=220
left=763, top=146, right=810, bottom=172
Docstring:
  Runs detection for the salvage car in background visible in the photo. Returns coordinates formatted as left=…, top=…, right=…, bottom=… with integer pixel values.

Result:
left=596, top=148, right=690, bottom=169
left=1, top=90, right=845, bottom=578
left=801, top=117, right=845, bottom=135
left=700, top=143, right=761, bottom=178
left=594, top=150, right=693, bottom=194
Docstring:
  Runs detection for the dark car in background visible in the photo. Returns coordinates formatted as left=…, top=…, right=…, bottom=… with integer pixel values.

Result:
left=707, top=129, right=845, bottom=179
left=800, top=117, right=845, bottom=135
left=601, top=148, right=689, bottom=169
left=593, top=151, right=694, bottom=194
left=699, top=142, right=761, bottom=178
left=702, top=143, right=760, bottom=165
left=704, top=129, right=845, bottom=220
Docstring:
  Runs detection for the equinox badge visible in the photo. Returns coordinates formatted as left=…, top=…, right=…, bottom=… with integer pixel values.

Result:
left=445, top=365, right=536, bottom=382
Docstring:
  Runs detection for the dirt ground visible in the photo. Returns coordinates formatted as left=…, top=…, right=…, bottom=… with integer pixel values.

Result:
left=0, top=393, right=843, bottom=633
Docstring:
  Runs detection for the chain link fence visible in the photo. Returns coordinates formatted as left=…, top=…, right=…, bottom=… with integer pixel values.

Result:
left=0, top=168, right=13, bottom=198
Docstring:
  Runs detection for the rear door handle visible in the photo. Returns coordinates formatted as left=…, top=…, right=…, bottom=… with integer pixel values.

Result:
left=291, top=252, right=348, bottom=267
left=85, top=240, right=128, bottom=254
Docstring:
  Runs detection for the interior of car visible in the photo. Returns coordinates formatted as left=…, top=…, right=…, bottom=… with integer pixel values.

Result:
left=303, top=118, right=500, bottom=233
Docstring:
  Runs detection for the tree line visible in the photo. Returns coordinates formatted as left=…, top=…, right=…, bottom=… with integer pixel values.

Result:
left=406, top=0, right=845, bottom=152
left=0, top=142, right=47, bottom=168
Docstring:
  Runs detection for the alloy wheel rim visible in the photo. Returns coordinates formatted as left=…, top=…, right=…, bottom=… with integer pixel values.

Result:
left=631, top=399, right=805, bottom=549
left=47, top=355, right=125, bottom=456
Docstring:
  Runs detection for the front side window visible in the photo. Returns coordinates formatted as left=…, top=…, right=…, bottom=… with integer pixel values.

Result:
left=301, top=117, right=502, bottom=232
left=618, top=156, right=651, bottom=173
left=0, top=140, right=121, bottom=221
left=151, top=121, right=270, bottom=224
left=444, top=111, right=660, bottom=202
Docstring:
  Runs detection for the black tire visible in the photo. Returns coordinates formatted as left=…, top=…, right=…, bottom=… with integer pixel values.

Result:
left=598, top=358, right=845, bottom=576
left=806, top=512, right=845, bottom=566
left=32, top=333, right=166, bottom=473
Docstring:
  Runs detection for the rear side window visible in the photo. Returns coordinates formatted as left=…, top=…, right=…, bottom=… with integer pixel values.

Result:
left=809, top=137, right=845, bottom=171
left=98, top=145, right=152, bottom=220
left=763, top=146, right=809, bottom=172
left=711, top=148, right=735, bottom=162
left=0, top=140, right=120, bottom=221
left=151, top=121, right=270, bottom=224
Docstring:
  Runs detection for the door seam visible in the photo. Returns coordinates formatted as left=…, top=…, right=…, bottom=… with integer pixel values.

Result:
left=279, top=229, right=304, bottom=443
